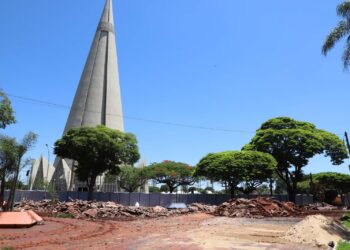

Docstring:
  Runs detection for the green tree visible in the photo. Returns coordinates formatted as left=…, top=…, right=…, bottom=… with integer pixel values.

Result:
left=146, top=161, right=196, bottom=193
left=118, top=165, right=148, bottom=193
left=274, top=174, right=288, bottom=194
left=322, top=1, right=350, bottom=69
left=0, top=90, right=16, bottom=129
left=54, top=126, right=140, bottom=200
left=243, top=117, right=348, bottom=202
left=195, top=150, right=277, bottom=198
left=160, top=184, right=170, bottom=193
left=0, top=136, right=16, bottom=209
left=298, top=172, right=350, bottom=195
left=0, top=132, right=37, bottom=211
left=149, top=186, right=160, bottom=193
left=255, top=184, right=270, bottom=196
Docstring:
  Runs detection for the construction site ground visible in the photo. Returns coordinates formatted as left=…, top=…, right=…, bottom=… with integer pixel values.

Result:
left=0, top=213, right=322, bottom=250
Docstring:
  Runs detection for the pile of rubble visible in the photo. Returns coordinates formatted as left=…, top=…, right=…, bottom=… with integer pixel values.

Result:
left=215, top=197, right=302, bottom=218
left=15, top=200, right=216, bottom=219
left=299, top=202, right=338, bottom=211
left=15, top=197, right=313, bottom=220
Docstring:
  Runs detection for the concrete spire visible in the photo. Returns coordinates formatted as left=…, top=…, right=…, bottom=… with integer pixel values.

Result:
left=50, top=0, right=123, bottom=191
left=64, top=0, right=124, bottom=133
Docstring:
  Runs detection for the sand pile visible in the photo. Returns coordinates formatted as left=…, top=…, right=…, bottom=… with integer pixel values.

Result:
left=283, top=214, right=350, bottom=247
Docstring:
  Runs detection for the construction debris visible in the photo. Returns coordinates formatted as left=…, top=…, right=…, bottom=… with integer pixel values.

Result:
left=300, top=202, right=338, bottom=211
left=15, top=200, right=216, bottom=219
left=215, top=197, right=302, bottom=218
left=14, top=197, right=317, bottom=220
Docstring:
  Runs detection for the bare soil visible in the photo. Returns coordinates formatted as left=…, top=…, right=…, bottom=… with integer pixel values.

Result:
left=0, top=213, right=322, bottom=250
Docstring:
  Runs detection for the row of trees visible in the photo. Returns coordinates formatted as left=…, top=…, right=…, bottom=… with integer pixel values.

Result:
left=1, top=92, right=348, bottom=203
left=54, top=116, right=348, bottom=202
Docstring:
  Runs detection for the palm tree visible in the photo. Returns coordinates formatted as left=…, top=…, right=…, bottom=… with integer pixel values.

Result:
left=322, top=1, right=350, bottom=69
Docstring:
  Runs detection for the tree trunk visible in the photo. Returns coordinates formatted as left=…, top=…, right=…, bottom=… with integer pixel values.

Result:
left=87, top=175, right=96, bottom=201
left=0, top=173, right=5, bottom=210
left=269, top=178, right=273, bottom=196
left=286, top=181, right=297, bottom=203
left=288, top=188, right=296, bottom=203
left=7, top=162, right=20, bottom=211
left=229, top=185, right=235, bottom=199
left=169, top=186, right=175, bottom=193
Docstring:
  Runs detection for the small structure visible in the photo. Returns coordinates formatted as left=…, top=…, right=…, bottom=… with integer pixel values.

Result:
left=29, top=156, right=55, bottom=190
left=0, top=210, right=43, bottom=228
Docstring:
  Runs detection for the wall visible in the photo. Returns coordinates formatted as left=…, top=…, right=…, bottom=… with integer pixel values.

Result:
left=5, top=190, right=318, bottom=206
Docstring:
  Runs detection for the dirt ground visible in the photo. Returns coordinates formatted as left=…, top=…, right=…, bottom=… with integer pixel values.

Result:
left=0, top=213, right=322, bottom=250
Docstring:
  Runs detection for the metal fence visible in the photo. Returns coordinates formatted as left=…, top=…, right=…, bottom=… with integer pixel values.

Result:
left=4, top=190, right=322, bottom=206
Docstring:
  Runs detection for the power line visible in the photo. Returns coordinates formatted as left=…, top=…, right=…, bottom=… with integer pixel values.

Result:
left=6, top=93, right=255, bottom=134
left=6, top=93, right=346, bottom=137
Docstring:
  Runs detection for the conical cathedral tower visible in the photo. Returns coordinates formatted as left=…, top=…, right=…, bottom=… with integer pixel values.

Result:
left=52, top=0, right=124, bottom=191
left=64, top=0, right=124, bottom=132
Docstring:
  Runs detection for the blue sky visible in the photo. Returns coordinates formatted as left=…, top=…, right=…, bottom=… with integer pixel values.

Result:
left=1, top=0, right=349, bottom=181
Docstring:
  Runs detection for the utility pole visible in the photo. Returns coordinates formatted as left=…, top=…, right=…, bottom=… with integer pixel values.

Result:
left=345, top=131, right=350, bottom=170
left=345, top=132, right=350, bottom=155
left=345, top=132, right=350, bottom=173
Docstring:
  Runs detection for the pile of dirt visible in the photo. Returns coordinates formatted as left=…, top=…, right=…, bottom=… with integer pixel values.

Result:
left=215, top=197, right=302, bottom=218
left=300, top=202, right=338, bottom=211
left=15, top=200, right=216, bottom=219
left=283, top=214, right=350, bottom=247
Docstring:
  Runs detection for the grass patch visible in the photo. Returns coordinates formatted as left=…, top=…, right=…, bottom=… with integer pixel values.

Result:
left=1, top=247, right=14, bottom=250
left=344, top=220, right=350, bottom=230
left=342, top=213, right=350, bottom=230
left=55, top=213, right=75, bottom=219
left=337, top=241, right=350, bottom=250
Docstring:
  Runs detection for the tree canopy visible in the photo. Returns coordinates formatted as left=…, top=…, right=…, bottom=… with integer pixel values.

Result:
left=0, top=90, right=16, bottom=129
left=195, top=150, right=277, bottom=197
left=146, top=161, right=196, bottom=193
left=322, top=1, right=350, bottom=69
left=298, top=172, right=350, bottom=195
left=54, top=126, right=140, bottom=200
left=243, top=117, right=348, bottom=201
left=118, top=165, right=148, bottom=193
